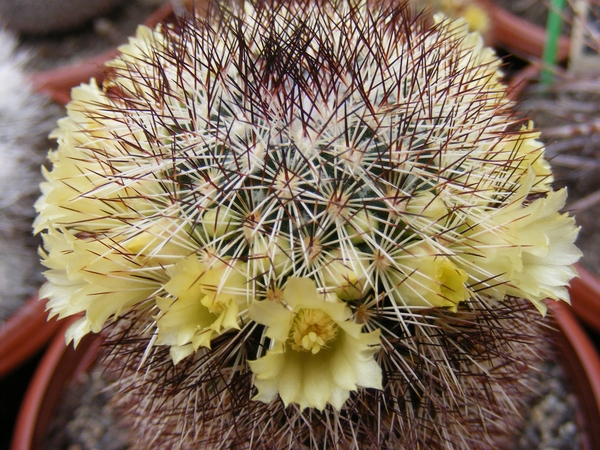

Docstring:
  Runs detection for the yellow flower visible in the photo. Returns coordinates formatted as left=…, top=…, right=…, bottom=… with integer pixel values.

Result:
left=121, top=217, right=192, bottom=264
left=155, top=255, right=249, bottom=363
left=201, top=207, right=240, bottom=239
left=486, top=122, right=553, bottom=195
left=344, top=210, right=379, bottom=244
left=33, top=80, right=168, bottom=235
left=40, top=228, right=160, bottom=345
left=321, top=248, right=370, bottom=300
left=453, top=173, right=581, bottom=314
left=401, top=191, right=449, bottom=234
left=387, top=242, right=471, bottom=311
left=495, top=190, right=580, bottom=314
left=433, top=13, right=502, bottom=88
left=248, top=277, right=381, bottom=411
left=105, top=25, right=169, bottom=99
left=249, top=234, right=292, bottom=278
left=461, top=3, right=491, bottom=35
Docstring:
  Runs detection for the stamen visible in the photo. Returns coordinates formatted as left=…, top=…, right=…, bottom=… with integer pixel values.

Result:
left=289, top=308, right=339, bottom=354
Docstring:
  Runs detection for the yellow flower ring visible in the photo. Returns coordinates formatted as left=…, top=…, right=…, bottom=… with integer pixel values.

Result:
left=34, top=1, right=581, bottom=447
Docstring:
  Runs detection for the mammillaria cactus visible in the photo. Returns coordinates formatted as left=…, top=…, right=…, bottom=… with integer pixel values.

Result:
left=34, top=1, right=582, bottom=448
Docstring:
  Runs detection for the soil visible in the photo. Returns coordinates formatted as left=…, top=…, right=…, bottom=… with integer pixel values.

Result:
left=43, top=367, right=130, bottom=450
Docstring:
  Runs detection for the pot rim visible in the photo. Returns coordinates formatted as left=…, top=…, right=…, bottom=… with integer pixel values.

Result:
left=0, top=296, right=61, bottom=379
left=569, top=264, right=600, bottom=333
left=10, top=317, right=101, bottom=450
left=488, top=3, right=570, bottom=61
left=550, top=299, right=600, bottom=450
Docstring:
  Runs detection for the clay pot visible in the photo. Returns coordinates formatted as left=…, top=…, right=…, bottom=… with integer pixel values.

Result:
left=488, top=3, right=570, bottom=61
left=29, top=1, right=176, bottom=105
left=550, top=300, right=600, bottom=450
left=570, top=264, right=600, bottom=334
left=0, top=296, right=61, bottom=379
left=11, top=319, right=101, bottom=450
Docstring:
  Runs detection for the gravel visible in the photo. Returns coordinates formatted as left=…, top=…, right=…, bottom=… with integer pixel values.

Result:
left=43, top=367, right=130, bottom=450
left=516, top=362, right=581, bottom=450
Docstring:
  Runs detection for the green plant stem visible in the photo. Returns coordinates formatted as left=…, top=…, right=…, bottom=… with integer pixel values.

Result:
left=541, top=0, right=566, bottom=88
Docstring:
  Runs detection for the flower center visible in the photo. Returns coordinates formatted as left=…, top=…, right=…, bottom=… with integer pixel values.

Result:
left=266, top=287, right=284, bottom=303
left=201, top=293, right=226, bottom=315
left=289, top=308, right=339, bottom=354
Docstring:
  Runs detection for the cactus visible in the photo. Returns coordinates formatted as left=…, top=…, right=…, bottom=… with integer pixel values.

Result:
left=35, top=1, right=581, bottom=448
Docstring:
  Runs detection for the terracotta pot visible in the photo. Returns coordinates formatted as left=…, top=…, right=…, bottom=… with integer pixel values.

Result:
left=488, top=3, right=570, bottom=61
left=11, top=290, right=600, bottom=449
left=29, top=1, right=176, bottom=105
left=549, top=300, right=600, bottom=450
left=570, top=264, right=600, bottom=334
left=0, top=296, right=61, bottom=379
left=11, top=319, right=101, bottom=450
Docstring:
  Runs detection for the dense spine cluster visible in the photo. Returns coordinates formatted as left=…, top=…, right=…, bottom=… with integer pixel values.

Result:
left=35, top=1, right=581, bottom=448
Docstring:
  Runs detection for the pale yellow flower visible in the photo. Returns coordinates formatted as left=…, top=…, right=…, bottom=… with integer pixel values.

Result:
left=321, top=248, right=370, bottom=300
left=433, top=13, right=502, bottom=88
left=344, top=210, right=379, bottom=244
left=33, top=81, right=168, bottom=235
left=248, top=277, right=381, bottom=411
left=401, top=191, right=449, bottom=235
left=484, top=123, right=553, bottom=195
left=201, top=207, right=240, bottom=239
left=453, top=174, right=581, bottom=314
left=105, top=25, right=169, bottom=98
left=155, top=255, right=249, bottom=363
left=420, top=1, right=491, bottom=35
left=40, top=228, right=160, bottom=345
left=496, top=190, right=580, bottom=314
left=121, top=217, right=192, bottom=264
left=387, top=242, right=470, bottom=311
left=434, top=124, right=553, bottom=212
left=249, top=234, right=292, bottom=278
left=461, top=3, right=491, bottom=35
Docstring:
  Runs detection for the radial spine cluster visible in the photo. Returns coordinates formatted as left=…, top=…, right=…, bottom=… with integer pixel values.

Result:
left=35, top=1, right=581, bottom=448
